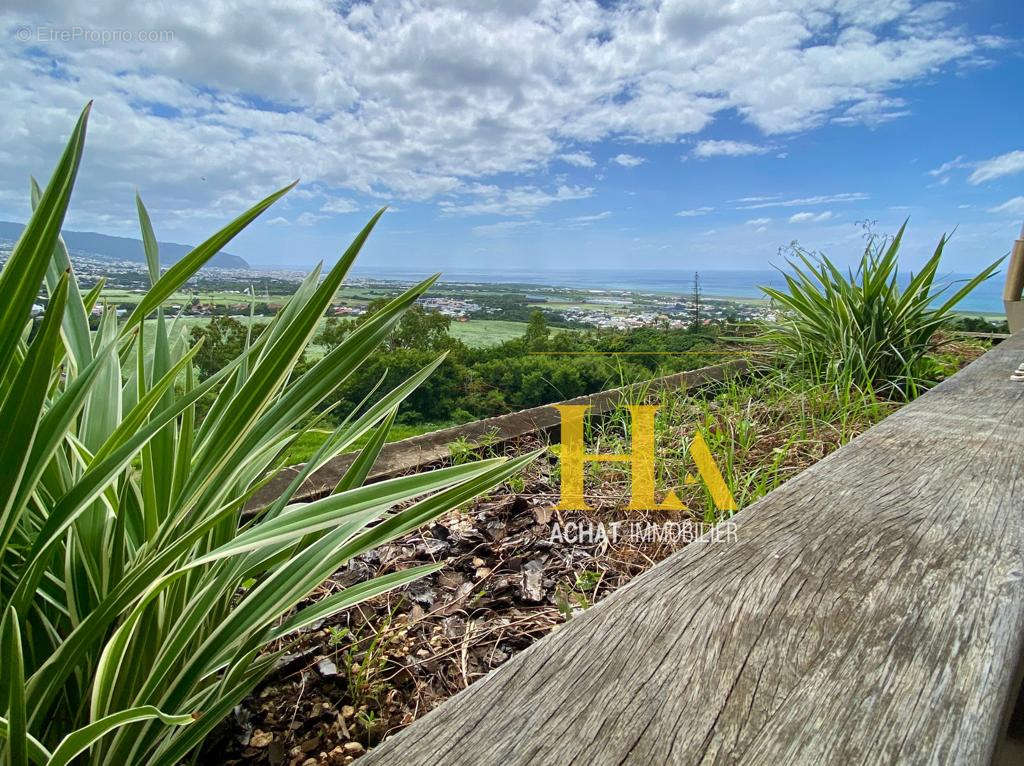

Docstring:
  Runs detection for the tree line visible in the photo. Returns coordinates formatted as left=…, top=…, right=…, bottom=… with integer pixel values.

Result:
left=191, top=302, right=723, bottom=425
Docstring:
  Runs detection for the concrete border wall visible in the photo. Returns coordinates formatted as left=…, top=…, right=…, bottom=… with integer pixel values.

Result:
left=247, top=358, right=749, bottom=510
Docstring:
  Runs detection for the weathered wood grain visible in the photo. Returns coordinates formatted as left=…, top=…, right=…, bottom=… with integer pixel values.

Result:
left=362, top=333, right=1024, bottom=765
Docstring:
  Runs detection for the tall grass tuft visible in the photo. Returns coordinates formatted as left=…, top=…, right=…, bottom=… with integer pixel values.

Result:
left=761, top=222, right=1002, bottom=398
left=0, top=104, right=536, bottom=765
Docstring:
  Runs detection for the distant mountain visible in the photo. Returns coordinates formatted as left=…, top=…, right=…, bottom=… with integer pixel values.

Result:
left=0, top=221, right=250, bottom=269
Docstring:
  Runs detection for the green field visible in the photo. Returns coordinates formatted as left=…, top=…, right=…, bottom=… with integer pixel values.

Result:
left=137, top=315, right=532, bottom=356
left=449, top=319, right=528, bottom=346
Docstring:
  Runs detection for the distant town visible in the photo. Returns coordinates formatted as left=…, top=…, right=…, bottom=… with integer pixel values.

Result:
left=4, top=237, right=778, bottom=329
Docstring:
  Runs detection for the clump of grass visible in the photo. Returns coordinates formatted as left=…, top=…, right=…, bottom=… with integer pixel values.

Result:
left=663, top=367, right=896, bottom=514
left=760, top=222, right=1002, bottom=399
left=585, top=366, right=898, bottom=519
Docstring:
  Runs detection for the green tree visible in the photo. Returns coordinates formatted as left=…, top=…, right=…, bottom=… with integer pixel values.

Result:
left=524, top=309, right=550, bottom=350
left=189, top=316, right=267, bottom=379
left=320, top=302, right=459, bottom=354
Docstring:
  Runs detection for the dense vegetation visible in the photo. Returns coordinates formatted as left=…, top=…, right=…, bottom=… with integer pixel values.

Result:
left=0, top=105, right=534, bottom=765
left=946, top=314, right=1009, bottom=333
left=467, top=293, right=580, bottom=326
left=191, top=305, right=725, bottom=427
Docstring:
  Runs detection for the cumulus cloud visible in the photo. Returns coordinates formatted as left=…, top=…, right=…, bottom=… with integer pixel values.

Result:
left=676, top=206, right=714, bottom=217
left=296, top=211, right=327, bottom=226
left=988, top=197, right=1024, bottom=216
left=559, top=151, right=596, bottom=168
left=0, top=0, right=981, bottom=236
left=612, top=153, right=645, bottom=167
left=745, top=217, right=771, bottom=226
left=693, top=140, right=770, bottom=158
left=789, top=210, right=832, bottom=223
left=320, top=197, right=360, bottom=214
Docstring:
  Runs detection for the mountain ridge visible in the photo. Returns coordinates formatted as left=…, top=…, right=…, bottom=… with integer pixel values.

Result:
left=0, top=221, right=250, bottom=269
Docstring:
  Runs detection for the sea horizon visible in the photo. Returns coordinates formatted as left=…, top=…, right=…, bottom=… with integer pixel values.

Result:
left=346, top=266, right=1009, bottom=316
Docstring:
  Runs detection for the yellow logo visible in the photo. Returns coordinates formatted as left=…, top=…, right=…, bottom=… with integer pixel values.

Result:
left=554, top=404, right=736, bottom=512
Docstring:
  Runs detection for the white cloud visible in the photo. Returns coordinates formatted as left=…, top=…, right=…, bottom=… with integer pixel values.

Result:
left=472, top=220, right=536, bottom=236
left=568, top=211, right=611, bottom=223
left=789, top=210, right=832, bottom=223
left=988, top=197, right=1024, bottom=216
left=928, top=150, right=1024, bottom=186
left=733, top=195, right=780, bottom=204
left=0, top=0, right=981, bottom=235
left=559, top=152, right=596, bottom=168
left=320, top=197, right=360, bottom=214
left=969, top=150, right=1024, bottom=185
left=612, top=153, right=645, bottom=167
left=296, top=212, right=327, bottom=226
left=739, top=193, right=867, bottom=209
left=977, top=35, right=1011, bottom=50
left=693, top=140, right=770, bottom=158
left=745, top=217, right=771, bottom=226
left=832, top=96, right=909, bottom=127
left=928, top=155, right=968, bottom=177
left=440, top=184, right=593, bottom=217
left=676, top=206, right=714, bottom=217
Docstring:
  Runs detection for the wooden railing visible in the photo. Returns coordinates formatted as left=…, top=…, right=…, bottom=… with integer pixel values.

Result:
left=360, top=332, right=1024, bottom=765
left=1005, top=225, right=1024, bottom=334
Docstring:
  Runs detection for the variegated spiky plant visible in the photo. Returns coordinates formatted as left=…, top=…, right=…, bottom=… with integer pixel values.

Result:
left=761, top=223, right=1002, bottom=397
left=0, top=103, right=535, bottom=765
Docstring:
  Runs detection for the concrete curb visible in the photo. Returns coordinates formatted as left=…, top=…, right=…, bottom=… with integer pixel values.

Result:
left=246, top=358, right=749, bottom=511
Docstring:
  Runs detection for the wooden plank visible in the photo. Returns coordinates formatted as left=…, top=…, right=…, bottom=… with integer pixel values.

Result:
left=362, top=333, right=1024, bottom=765
left=246, top=359, right=747, bottom=509
left=955, top=331, right=1011, bottom=340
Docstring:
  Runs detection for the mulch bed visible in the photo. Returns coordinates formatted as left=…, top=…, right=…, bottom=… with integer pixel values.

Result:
left=200, top=436, right=693, bottom=765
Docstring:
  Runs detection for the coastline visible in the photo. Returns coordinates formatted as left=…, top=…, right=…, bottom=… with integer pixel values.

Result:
left=346, top=268, right=1006, bottom=318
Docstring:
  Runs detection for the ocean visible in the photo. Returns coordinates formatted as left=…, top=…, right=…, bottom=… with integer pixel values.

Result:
left=350, top=267, right=1009, bottom=315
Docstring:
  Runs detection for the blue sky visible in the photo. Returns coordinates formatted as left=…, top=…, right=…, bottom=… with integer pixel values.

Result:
left=1, top=0, right=1022, bottom=274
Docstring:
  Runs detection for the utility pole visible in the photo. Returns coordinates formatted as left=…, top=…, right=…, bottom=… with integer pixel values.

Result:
left=691, top=271, right=702, bottom=329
